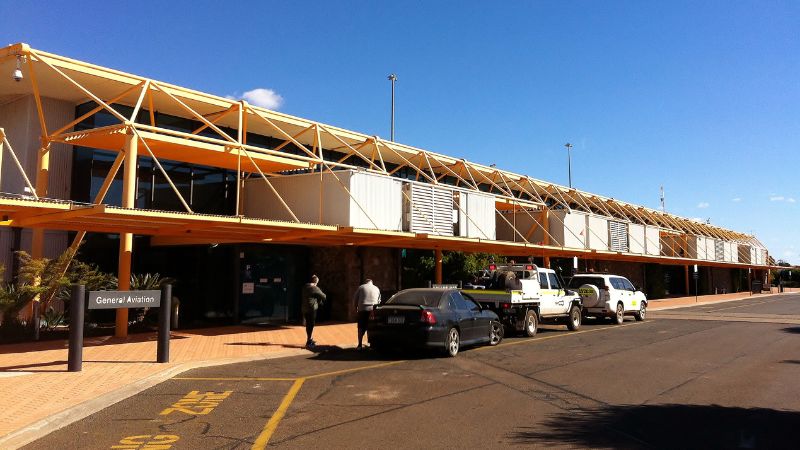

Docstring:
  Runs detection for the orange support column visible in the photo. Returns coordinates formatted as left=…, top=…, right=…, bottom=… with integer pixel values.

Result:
left=542, top=208, right=550, bottom=268
left=435, top=249, right=443, bottom=285
left=684, top=265, right=690, bottom=295
left=116, top=129, right=138, bottom=338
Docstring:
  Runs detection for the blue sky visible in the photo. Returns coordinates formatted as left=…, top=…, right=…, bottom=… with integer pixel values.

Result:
left=1, top=1, right=798, bottom=263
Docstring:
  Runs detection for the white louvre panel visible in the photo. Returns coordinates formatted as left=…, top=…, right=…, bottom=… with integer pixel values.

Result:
left=609, top=221, right=629, bottom=252
left=715, top=240, right=724, bottom=261
left=407, top=184, right=454, bottom=236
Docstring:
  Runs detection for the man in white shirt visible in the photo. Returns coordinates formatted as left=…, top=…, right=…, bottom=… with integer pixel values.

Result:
left=354, top=279, right=381, bottom=350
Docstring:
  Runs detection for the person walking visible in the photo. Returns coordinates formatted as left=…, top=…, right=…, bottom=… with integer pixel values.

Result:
left=354, top=278, right=381, bottom=350
left=301, top=275, right=326, bottom=348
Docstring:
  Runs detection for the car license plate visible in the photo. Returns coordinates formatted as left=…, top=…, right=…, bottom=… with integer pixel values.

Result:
left=387, top=315, right=405, bottom=324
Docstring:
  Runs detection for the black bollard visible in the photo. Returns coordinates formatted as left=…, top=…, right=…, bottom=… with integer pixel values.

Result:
left=157, top=284, right=172, bottom=363
left=68, top=284, right=85, bottom=372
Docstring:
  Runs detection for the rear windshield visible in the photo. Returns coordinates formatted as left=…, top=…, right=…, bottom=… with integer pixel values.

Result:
left=568, top=276, right=606, bottom=290
left=385, top=291, right=444, bottom=307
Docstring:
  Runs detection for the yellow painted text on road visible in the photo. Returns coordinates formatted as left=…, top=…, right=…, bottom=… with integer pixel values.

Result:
left=159, top=390, right=232, bottom=416
left=111, top=434, right=179, bottom=449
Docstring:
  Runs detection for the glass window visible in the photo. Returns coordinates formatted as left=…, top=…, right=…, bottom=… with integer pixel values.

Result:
left=568, top=276, right=606, bottom=290
left=548, top=273, right=561, bottom=289
left=450, top=291, right=472, bottom=311
left=385, top=290, right=444, bottom=307
left=621, top=278, right=636, bottom=291
left=610, top=278, right=626, bottom=290
left=539, top=272, right=549, bottom=288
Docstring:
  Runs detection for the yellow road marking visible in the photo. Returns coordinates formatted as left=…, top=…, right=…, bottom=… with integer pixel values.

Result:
left=304, top=360, right=406, bottom=379
left=174, top=360, right=407, bottom=382
left=251, top=378, right=306, bottom=449
left=475, top=321, right=647, bottom=351
left=173, top=376, right=297, bottom=381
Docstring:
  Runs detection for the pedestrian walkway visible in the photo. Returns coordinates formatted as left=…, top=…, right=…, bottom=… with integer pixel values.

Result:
left=649, top=287, right=798, bottom=311
left=1, top=288, right=797, bottom=448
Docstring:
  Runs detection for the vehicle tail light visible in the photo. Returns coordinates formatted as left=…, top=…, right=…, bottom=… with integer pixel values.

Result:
left=501, top=303, right=511, bottom=309
left=601, top=285, right=609, bottom=291
left=489, top=264, right=497, bottom=271
left=525, top=265, right=533, bottom=270
left=420, top=310, right=437, bottom=325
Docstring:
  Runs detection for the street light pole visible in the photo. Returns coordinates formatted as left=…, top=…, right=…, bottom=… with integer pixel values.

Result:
left=564, top=143, right=573, bottom=188
left=388, top=73, right=397, bottom=141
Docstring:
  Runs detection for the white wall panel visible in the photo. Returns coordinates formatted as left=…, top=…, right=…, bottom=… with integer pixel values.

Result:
left=628, top=223, right=645, bottom=254
left=587, top=215, right=609, bottom=251
left=243, top=170, right=403, bottom=231
left=645, top=226, right=660, bottom=256
left=457, top=191, right=495, bottom=239
left=349, top=172, right=403, bottom=230
left=549, top=210, right=586, bottom=248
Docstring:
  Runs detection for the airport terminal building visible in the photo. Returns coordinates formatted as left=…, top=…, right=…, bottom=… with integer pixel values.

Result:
left=0, top=43, right=772, bottom=332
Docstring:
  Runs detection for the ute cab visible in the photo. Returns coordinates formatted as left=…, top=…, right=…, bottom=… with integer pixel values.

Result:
left=464, top=264, right=582, bottom=337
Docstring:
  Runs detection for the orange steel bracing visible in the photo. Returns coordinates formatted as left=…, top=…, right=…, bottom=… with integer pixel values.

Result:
left=0, top=43, right=772, bottom=272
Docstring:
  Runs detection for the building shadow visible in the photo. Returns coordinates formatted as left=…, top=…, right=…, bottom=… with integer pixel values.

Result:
left=508, top=404, right=799, bottom=449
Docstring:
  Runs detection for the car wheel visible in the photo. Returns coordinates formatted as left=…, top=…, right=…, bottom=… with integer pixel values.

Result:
left=489, top=321, right=503, bottom=346
left=614, top=302, right=625, bottom=325
left=523, top=309, right=538, bottom=337
left=445, top=327, right=460, bottom=357
left=567, top=305, right=581, bottom=331
left=634, top=302, right=646, bottom=321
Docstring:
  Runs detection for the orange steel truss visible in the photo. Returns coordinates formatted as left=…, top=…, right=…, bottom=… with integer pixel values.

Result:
left=0, top=43, right=771, bottom=272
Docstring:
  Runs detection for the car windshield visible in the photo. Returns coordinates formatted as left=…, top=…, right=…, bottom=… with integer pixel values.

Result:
left=568, top=276, right=606, bottom=289
left=385, top=290, right=443, bottom=307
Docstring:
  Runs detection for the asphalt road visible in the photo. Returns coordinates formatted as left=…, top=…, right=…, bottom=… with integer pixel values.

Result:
left=25, top=294, right=800, bottom=449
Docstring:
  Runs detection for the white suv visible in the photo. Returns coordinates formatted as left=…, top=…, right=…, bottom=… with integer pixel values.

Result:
left=567, top=274, right=647, bottom=324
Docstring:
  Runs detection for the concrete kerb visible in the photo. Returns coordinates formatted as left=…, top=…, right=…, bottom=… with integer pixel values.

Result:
left=649, top=291, right=793, bottom=312
left=0, top=347, right=321, bottom=450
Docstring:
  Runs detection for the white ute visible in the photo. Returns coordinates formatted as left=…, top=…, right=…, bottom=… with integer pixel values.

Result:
left=568, top=273, right=648, bottom=324
left=464, top=264, right=583, bottom=337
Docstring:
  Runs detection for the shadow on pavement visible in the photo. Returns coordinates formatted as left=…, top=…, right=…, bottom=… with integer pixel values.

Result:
left=309, top=346, right=433, bottom=362
left=781, top=359, right=800, bottom=365
left=509, top=404, right=799, bottom=449
left=781, top=326, right=800, bottom=334
left=0, top=360, right=67, bottom=372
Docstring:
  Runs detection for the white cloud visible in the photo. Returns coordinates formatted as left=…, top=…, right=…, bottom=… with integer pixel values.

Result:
left=731, top=197, right=741, bottom=202
left=697, top=202, right=709, bottom=208
left=770, top=195, right=785, bottom=202
left=689, top=217, right=705, bottom=223
left=227, top=88, right=284, bottom=110
left=242, top=88, right=284, bottom=109
left=789, top=198, right=796, bottom=203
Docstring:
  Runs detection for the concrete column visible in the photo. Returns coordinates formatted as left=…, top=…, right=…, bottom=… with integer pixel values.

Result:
left=435, top=249, right=443, bottom=284
left=116, top=131, right=138, bottom=338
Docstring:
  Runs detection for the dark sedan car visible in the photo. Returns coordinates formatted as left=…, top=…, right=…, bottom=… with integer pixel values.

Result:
left=367, top=288, right=503, bottom=357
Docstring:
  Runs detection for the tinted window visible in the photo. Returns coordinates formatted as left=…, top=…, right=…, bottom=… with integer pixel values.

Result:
left=621, top=278, right=635, bottom=291
left=568, top=277, right=606, bottom=290
left=538, top=272, right=549, bottom=288
left=386, top=290, right=444, bottom=307
left=548, top=273, right=561, bottom=289
left=610, top=278, right=626, bottom=290
left=450, top=291, right=474, bottom=311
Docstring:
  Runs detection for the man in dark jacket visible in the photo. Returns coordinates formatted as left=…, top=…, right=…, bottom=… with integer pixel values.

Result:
left=301, top=275, right=326, bottom=348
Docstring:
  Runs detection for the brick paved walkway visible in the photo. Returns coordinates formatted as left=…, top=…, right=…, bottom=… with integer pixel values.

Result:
left=0, top=322, right=358, bottom=446
left=0, top=288, right=796, bottom=447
